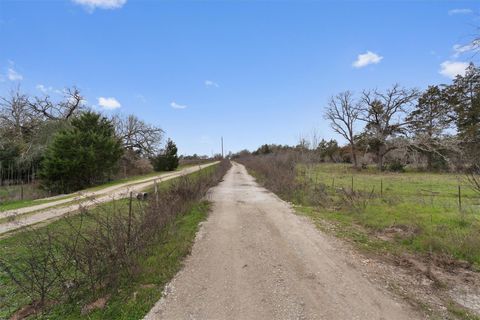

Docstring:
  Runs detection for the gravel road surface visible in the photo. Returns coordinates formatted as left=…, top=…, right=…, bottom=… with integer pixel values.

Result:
left=145, top=162, right=422, bottom=320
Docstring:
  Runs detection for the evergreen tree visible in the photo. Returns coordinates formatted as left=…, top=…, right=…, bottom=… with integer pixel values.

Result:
left=446, top=63, right=480, bottom=160
left=152, top=139, right=179, bottom=171
left=40, top=111, right=123, bottom=193
left=407, top=85, right=451, bottom=170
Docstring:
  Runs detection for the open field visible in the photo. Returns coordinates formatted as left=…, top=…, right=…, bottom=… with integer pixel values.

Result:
left=295, top=163, right=480, bottom=268
left=0, top=163, right=225, bottom=319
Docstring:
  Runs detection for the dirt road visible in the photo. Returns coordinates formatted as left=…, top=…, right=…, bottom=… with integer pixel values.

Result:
left=145, top=162, right=422, bottom=320
left=0, top=162, right=218, bottom=235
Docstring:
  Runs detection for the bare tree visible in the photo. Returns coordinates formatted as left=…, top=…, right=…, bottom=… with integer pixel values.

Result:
left=111, top=114, right=164, bottom=156
left=467, top=164, right=480, bottom=196
left=325, top=91, right=361, bottom=168
left=28, top=87, right=84, bottom=121
left=0, top=88, right=37, bottom=142
left=359, top=84, right=419, bottom=170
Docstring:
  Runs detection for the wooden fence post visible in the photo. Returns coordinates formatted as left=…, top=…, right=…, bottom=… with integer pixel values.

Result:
left=127, top=191, right=133, bottom=246
left=154, top=179, right=159, bottom=207
left=458, top=185, right=462, bottom=213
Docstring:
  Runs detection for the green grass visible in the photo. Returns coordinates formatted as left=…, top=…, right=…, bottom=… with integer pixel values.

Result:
left=0, top=164, right=218, bottom=319
left=0, top=197, right=210, bottom=320
left=294, top=163, right=480, bottom=268
left=40, top=202, right=209, bottom=320
left=0, top=163, right=204, bottom=212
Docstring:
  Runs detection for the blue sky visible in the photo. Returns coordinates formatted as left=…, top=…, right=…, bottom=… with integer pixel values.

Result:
left=0, top=0, right=479, bottom=156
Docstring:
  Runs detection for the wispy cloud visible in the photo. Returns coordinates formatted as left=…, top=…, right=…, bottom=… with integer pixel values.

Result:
left=98, top=97, right=121, bottom=110
left=205, top=80, right=219, bottom=88
left=7, top=67, right=23, bottom=81
left=136, top=94, right=147, bottom=103
left=72, top=0, right=127, bottom=12
left=36, top=84, right=62, bottom=95
left=170, top=101, right=187, bottom=109
left=352, top=51, right=383, bottom=68
left=439, top=61, right=469, bottom=79
left=448, top=8, right=473, bottom=15
left=453, top=42, right=480, bottom=57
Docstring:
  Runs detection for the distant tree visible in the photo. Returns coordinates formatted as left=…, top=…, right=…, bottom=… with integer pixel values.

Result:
left=325, top=91, right=361, bottom=168
left=316, top=139, right=340, bottom=162
left=111, top=114, right=164, bottom=156
left=0, top=88, right=39, bottom=151
left=359, top=84, right=419, bottom=170
left=253, top=144, right=272, bottom=155
left=152, top=139, right=179, bottom=172
left=406, top=85, right=452, bottom=170
left=40, top=111, right=123, bottom=193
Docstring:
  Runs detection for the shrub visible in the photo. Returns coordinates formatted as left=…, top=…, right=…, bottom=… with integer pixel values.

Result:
left=387, top=160, right=405, bottom=172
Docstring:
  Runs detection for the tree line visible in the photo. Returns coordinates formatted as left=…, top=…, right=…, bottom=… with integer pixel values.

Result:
left=324, top=63, right=480, bottom=171
left=234, top=63, right=480, bottom=173
left=0, top=88, right=179, bottom=194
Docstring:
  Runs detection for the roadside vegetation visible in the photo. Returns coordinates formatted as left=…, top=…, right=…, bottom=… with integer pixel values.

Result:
left=0, top=87, right=216, bottom=206
left=0, top=160, right=230, bottom=319
left=235, top=63, right=480, bottom=317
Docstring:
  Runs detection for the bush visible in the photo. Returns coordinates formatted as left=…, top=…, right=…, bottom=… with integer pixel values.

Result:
left=387, top=160, right=405, bottom=172
left=40, top=112, right=123, bottom=193
left=152, top=139, right=179, bottom=171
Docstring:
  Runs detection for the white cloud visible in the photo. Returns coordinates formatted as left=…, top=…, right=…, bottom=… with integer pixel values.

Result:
left=205, top=80, right=219, bottom=88
left=352, top=51, right=383, bottom=68
left=7, top=67, right=23, bottom=81
left=37, top=84, right=63, bottom=95
left=448, top=8, right=473, bottom=15
left=98, top=97, right=121, bottom=110
left=36, top=84, right=48, bottom=93
left=36, top=84, right=55, bottom=94
left=72, top=0, right=126, bottom=11
left=439, top=61, right=469, bottom=79
left=170, top=101, right=187, bottom=109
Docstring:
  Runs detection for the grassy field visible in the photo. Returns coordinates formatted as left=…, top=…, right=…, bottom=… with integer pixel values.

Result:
left=0, top=163, right=221, bottom=319
left=296, top=163, right=480, bottom=268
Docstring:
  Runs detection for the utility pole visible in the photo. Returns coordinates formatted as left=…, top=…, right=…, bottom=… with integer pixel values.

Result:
left=221, top=136, right=224, bottom=158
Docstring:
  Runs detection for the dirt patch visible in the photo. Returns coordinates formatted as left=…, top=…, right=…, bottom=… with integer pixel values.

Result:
left=10, top=301, right=56, bottom=320
left=332, top=228, right=480, bottom=318
left=81, top=295, right=110, bottom=315
left=10, top=303, right=40, bottom=320
left=377, top=224, right=421, bottom=241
